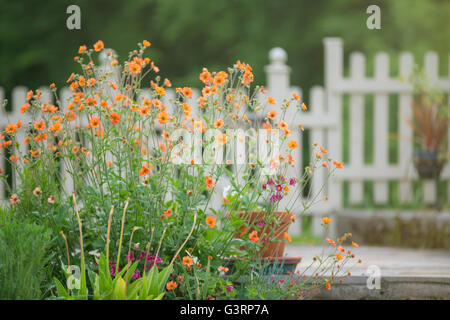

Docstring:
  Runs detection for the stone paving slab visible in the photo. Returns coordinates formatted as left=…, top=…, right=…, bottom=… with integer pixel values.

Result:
left=285, top=245, right=450, bottom=277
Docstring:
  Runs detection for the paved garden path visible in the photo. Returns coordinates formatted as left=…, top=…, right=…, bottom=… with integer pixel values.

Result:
left=285, top=245, right=450, bottom=277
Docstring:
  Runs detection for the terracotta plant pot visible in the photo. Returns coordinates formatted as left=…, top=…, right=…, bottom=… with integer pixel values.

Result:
left=223, top=256, right=302, bottom=275
left=413, top=150, right=445, bottom=180
left=235, top=211, right=295, bottom=258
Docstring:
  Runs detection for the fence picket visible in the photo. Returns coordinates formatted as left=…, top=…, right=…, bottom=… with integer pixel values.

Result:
left=398, top=52, right=414, bottom=203
left=348, top=52, right=365, bottom=204
left=374, top=52, right=390, bottom=203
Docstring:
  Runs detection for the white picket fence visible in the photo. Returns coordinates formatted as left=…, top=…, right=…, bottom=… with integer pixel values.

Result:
left=1, top=37, right=450, bottom=237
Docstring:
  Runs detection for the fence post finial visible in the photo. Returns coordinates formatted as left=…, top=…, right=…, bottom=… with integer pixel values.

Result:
left=264, top=47, right=291, bottom=102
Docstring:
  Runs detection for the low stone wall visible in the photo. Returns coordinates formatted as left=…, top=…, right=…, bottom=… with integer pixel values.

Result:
left=336, top=209, right=450, bottom=249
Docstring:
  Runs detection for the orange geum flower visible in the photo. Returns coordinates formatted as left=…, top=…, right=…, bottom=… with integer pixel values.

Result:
left=143, top=40, right=151, bottom=47
left=193, top=119, right=206, bottom=132
left=284, top=232, right=292, bottom=243
left=93, top=40, right=104, bottom=52
left=69, top=81, right=78, bottom=91
left=322, top=217, right=331, bottom=224
left=218, top=266, right=229, bottom=273
left=215, top=133, right=227, bottom=145
left=87, top=78, right=96, bottom=87
left=29, top=149, right=42, bottom=158
left=182, top=87, right=193, bottom=98
left=33, top=120, right=46, bottom=131
left=326, top=282, right=331, bottom=290
left=157, top=111, right=170, bottom=124
left=205, top=216, right=216, bottom=228
left=292, top=92, right=300, bottom=100
left=156, top=86, right=166, bottom=96
left=267, top=109, right=277, bottom=120
left=10, top=194, right=19, bottom=205
left=202, top=86, right=212, bottom=97
left=333, top=160, right=344, bottom=169
left=78, top=45, right=87, bottom=54
left=214, top=119, right=224, bottom=129
left=182, top=256, right=193, bottom=266
left=66, top=73, right=75, bottom=83
left=110, top=112, right=121, bottom=124
left=48, top=122, right=62, bottom=132
left=139, top=164, right=150, bottom=177
left=336, top=253, right=343, bottom=260
left=213, top=75, right=225, bottom=86
left=352, top=241, right=359, bottom=247
left=65, top=111, right=76, bottom=122
left=128, top=61, right=141, bottom=75
left=166, top=280, right=177, bottom=291
left=26, top=90, right=33, bottom=100
left=267, top=96, right=275, bottom=105
left=110, top=81, right=118, bottom=90
left=139, top=105, right=150, bottom=116
left=78, top=76, right=85, bottom=87
left=301, top=102, right=308, bottom=110
left=20, top=103, right=30, bottom=114
left=199, top=71, right=211, bottom=84
left=326, top=238, right=336, bottom=246
left=249, top=230, right=259, bottom=242
left=89, top=117, right=100, bottom=128
left=205, top=176, right=215, bottom=189
left=5, top=123, right=17, bottom=134
left=161, top=130, right=171, bottom=141
left=320, top=146, right=328, bottom=154
left=163, top=207, right=172, bottom=218
left=287, top=140, right=298, bottom=149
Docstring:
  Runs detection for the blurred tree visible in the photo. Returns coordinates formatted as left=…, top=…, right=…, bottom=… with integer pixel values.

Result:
left=0, top=0, right=449, bottom=100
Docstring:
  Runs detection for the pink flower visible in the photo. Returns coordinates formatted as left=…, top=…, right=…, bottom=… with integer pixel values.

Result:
left=48, top=195, right=55, bottom=204
left=132, top=270, right=141, bottom=280
left=225, top=285, right=234, bottom=293
left=125, top=251, right=135, bottom=261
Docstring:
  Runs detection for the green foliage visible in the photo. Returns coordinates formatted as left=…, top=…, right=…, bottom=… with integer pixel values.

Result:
left=0, top=219, right=53, bottom=299
left=2, top=0, right=449, bottom=98
left=54, top=254, right=170, bottom=300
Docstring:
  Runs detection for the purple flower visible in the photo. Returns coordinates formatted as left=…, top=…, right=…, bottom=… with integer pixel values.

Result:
left=225, top=285, right=234, bottom=293
left=267, top=178, right=274, bottom=186
left=262, top=184, right=267, bottom=190
left=257, top=220, right=265, bottom=228
left=275, top=184, right=282, bottom=192
left=146, top=255, right=163, bottom=268
left=289, top=178, right=297, bottom=186
left=270, top=194, right=283, bottom=202
left=138, top=251, right=146, bottom=261
left=132, top=270, right=141, bottom=280
left=110, top=266, right=120, bottom=276
left=125, top=251, right=135, bottom=261
left=134, top=244, right=140, bottom=250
